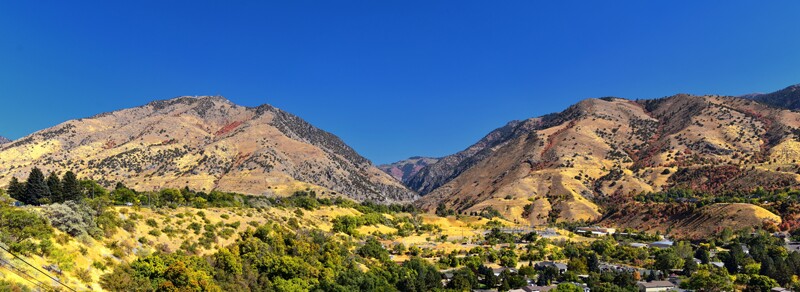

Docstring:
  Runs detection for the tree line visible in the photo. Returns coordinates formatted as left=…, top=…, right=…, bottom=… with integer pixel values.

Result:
left=7, top=167, right=83, bottom=205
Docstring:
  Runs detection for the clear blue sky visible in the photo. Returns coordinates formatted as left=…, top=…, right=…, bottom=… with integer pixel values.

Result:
left=1, top=1, right=799, bottom=164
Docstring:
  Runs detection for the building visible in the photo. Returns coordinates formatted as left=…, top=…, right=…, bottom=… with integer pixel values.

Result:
left=637, top=281, right=676, bottom=292
left=535, top=261, right=568, bottom=273
left=511, top=285, right=556, bottom=292
left=649, top=240, right=674, bottom=249
left=512, top=283, right=589, bottom=292
left=492, top=267, right=518, bottom=276
left=771, top=288, right=791, bottom=292
left=576, top=226, right=616, bottom=236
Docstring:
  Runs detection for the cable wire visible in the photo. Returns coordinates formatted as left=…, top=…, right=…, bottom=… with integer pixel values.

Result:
left=0, top=258, right=49, bottom=290
left=0, top=245, right=76, bottom=292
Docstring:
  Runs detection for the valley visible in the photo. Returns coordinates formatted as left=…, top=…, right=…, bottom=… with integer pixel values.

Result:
left=2, top=84, right=800, bottom=291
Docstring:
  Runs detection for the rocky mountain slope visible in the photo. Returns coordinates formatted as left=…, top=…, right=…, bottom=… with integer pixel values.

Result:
left=0, top=96, right=416, bottom=202
left=0, top=136, right=9, bottom=144
left=747, top=84, right=800, bottom=110
left=414, top=89, right=800, bottom=224
left=378, top=156, right=439, bottom=184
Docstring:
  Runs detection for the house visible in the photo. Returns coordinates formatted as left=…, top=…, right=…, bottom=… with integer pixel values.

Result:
left=771, top=288, right=791, bottom=292
left=710, top=262, right=725, bottom=268
left=649, top=240, right=674, bottom=249
left=629, top=243, right=648, bottom=248
left=512, top=283, right=589, bottom=292
left=785, top=243, right=800, bottom=253
left=511, top=285, right=557, bottom=292
left=535, top=261, right=568, bottom=273
left=576, top=226, right=616, bottom=236
left=492, top=267, right=518, bottom=276
left=637, top=281, right=676, bottom=292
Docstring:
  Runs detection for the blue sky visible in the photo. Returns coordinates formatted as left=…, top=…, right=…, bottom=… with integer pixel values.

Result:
left=1, top=1, right=799, bottom=164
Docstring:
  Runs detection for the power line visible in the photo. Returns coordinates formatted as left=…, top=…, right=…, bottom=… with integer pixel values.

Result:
left=0, top=258, right=49, bottom=291
left=0, top=245, right=77, bottom=292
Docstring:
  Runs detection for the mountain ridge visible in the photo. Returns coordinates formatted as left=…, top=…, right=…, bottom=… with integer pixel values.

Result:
left=411, top=88, right=800, bottom=225
left=0, top=95, right=416, bottom=203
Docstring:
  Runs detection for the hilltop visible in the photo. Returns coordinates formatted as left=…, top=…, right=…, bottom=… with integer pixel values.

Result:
left=378, top=157, right=439, bottom=184
left=412, top=89, right=800, bottom=225
left=746, top=84, right=800, bottom=110
left=0, top=96, right=415, bottom=202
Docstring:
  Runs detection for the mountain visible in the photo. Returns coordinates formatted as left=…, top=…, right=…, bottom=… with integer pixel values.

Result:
left=0, top=96, right=416, bottom=202
left=746, top=84, right=800, bottom=110
left=0, top=136, right=9, bottom=144
left=414, top=93, right=800, bottom=225
left=378, top=156, right=439, bottom=184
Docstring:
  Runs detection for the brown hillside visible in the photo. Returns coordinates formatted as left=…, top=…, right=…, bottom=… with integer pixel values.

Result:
left=602, top=202, right=781, bottom=240
left=0, top=96, right=415, bottom=202
left=415, top=94, right=800, bottom=224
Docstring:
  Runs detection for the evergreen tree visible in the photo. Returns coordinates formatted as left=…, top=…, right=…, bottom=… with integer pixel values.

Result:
left=695, top=248, right=710, bottom=264
left=24, top=168, right=50, bottom=205
left=7, top=177, right=25, bottom=203
left=61, top=171, right=81, bottom=201
left=46, top=172, right=62, bottom=203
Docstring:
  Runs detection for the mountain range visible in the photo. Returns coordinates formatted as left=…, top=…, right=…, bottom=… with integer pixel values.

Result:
left=2, top=84, right=800, bottom=232
left=0, top=136, right=9, bottom=144
left=0, top=96, right=415, bottom=203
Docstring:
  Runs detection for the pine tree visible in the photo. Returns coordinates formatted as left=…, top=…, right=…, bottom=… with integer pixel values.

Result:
left=46, top=172, right=62, bottom=203
left=7, top=177, right=26, bottom=203
left=61, top=171, right=82, bottom=201
left=24, top=167, right=50, bottom=205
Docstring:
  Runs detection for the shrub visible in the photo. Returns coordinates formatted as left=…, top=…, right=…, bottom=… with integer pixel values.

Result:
left=145, top=219, right=158, bottom=228
left=41, top=201, right=99, bottom=238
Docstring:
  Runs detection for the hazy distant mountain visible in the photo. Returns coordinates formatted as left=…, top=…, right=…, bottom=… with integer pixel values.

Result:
left=745, top=84, right=800, bottom=110
left=0, top=96, right=416, bottom=202
left=378, top=157, right=439, bottom=184
left=0, top=136, right=9, bottom=144
left=414, top=91, right=800, bottom=225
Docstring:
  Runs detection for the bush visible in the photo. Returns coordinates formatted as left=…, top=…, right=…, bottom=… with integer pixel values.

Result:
left=41, top=201, right=100, bottom=238
left=145, top=219, right=158, bottom=228
left=0, top=206, right=53, bottom=246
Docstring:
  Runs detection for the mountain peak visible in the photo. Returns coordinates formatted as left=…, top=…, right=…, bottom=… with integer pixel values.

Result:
left=0, top=96, right=415, bottom=202
left=746, top=82, right=800, bottom=110
left=0, top=136, right=10, bottom=144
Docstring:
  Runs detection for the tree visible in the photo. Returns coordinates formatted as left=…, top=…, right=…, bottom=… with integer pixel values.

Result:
left=569, top=257, right=588, bottom=274
left=553, top=283, right=583, bottom=292
left=674, top=241, right=693, bottom=259
left=683, top=267, right=734, bottom=292
left=61, top=171, right=82, bottom=201
left=745, top=275, right=777, bottom=292
left=358, top=237, right=390, bottom=262
left=331, top=215, right=360, bottom=236
left=683, top=257, right=698, bottom=275
left=587, top=252, right=600, bottom=272
left=7, top=177, right=25, bottom=203
left=499, top=248, right=518, bottom=268
left=722, top=245, right=745, bottom=274
left=447, top=268, right=478, bottom=291
left=695, top=248, right=711, bottom=264
left=24, top=167, right=49, bottom=205
left=654, top=249, right=683, bottom=272
left=537, top=266, right=558, bottom=286
left=46, top=172, right=62, bottom=203
left=401, top=257, right=442, bottom=292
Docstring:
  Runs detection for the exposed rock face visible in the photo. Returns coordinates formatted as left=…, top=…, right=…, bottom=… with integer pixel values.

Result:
left=414, top=93, right=800, bottom=224
left=747, top=84, right=800, bottom=110
left=378, top=157, right=439, bottom=184
left=0, top=96, right=416, bottom=203
left=0, top=136, right=9, bottom=144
